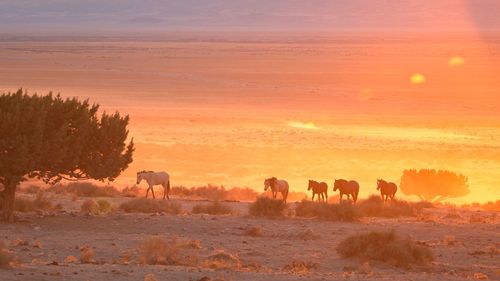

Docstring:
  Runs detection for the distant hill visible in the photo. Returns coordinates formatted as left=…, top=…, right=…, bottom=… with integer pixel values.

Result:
left=0, top=0, right=499, bottom=34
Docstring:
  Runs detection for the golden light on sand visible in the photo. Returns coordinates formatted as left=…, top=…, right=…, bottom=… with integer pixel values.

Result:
left=410, top=73, right=426, bottom=85
left=288, top=121, right=319, bottom=130
left=448, top=56, right=465, bottom=66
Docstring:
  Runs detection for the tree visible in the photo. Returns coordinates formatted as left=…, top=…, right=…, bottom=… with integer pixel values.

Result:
left=0, top=89, right=134, bottom=221
left=400, top=169, right=469, bottom=201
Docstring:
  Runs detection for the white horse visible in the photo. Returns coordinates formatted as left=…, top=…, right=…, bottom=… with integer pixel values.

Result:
left=264, top=177, right=289, bottom=203
left=136, top=171, right=171, bottom=200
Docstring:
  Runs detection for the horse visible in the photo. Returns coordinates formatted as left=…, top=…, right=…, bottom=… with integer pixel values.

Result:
left=333, top=179, right=359, bottom=203
left=308, top=180, right=328, bottom=202
left=377, top=179, right=397, bottom=202
left=136, top=170, right=171, bottom=200
left=264, top=177, right=289, bottom=203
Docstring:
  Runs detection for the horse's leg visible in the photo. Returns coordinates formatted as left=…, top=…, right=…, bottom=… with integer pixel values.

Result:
left=325, top=192, right=328, bottom=203
left=150, top=185, right=155, bottom=199
left=145, top=187, right=149, bottom=198
left=162, top=184, right=166, bottom=200
left=312, top=193, right=315, bottom=201
left=339, top=193, right=343, bottom=203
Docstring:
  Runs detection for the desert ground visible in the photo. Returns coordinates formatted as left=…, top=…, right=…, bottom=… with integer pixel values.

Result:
left=0, top=189, right=498, bottom=281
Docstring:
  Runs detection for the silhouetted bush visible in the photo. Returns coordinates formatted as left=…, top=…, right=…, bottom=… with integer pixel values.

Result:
left=119, top=198, right=181, bottom=214
left=121, top=185, right=142, bottom=197
left=295, top=200, right=361, bottom=221
left=81, top=199, right=112, bottom=215
left=358, top=196, right=433, bottom=218
left=336, top=231, right=433, bottom=267
left=47, top=182, right=120, bottom=197
left=192, top=202, right=232, bottom=215
left=139, top=236, right=198, bottom=266
left=249, top=197, right=287, bottom=218
left=400, top=169, right=469, bottom=201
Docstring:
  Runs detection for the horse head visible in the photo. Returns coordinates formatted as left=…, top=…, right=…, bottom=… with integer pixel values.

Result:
left=137, top=171, right=145, bottom=184
left=333, top=179, right=339, bottom=191
left=264, top=178, right=271, bottom=191
left=308, top=180, right=314, bottom=190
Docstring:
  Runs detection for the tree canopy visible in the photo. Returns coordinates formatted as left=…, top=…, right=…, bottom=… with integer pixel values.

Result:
left=0, top=89, right=134, bottom=221
left=400, top=169, right=469, bottom=201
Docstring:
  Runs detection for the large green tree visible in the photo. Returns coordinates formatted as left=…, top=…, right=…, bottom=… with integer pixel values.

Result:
left=0, top=89, right=134, bottom=221
left=400, top=169, right=469, bottom=201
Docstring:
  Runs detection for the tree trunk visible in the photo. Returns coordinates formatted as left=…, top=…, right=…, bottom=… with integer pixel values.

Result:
left=1, top=180, right=17, bottom=222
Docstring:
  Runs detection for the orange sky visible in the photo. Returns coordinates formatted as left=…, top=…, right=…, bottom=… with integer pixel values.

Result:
left=1, top=1, right=499, bottom=203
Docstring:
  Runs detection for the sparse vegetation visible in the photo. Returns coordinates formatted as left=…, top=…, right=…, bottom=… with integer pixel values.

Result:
left=295, top=200, right=361, bottom=221
left=358, top=195, right=433, bottom=218
left=336, top=231, right=434, bottom=267
left=121, top=185, right=142, bottom=197
left=139, top=236, right=197, bottom=266
left=192, top=202, right=232, bottom=215
left=0, top=241, right=15, bottom=268
left=47, top=182, right=120, bottom=197
left=249, top=197, right=287, bottom=218
left=283, top=260, right=318, bottom=274
left=203, top=250, right=241, bottom=269
left=14, top=193, right=58, bottom=212
left=400, top=169, right=469, bottom=201
left=119, top=198, right=182, bottom=214
left=171, top=185, right=258, bottom=202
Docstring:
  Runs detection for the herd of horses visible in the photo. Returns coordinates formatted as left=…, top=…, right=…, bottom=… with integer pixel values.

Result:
left=136, top=170, right=398, bottom=203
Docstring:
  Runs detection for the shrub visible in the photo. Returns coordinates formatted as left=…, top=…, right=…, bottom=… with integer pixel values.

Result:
left=119, top=198, right=181, bottom=214
left=203, top=250, right=241, bottom=269
left=0, top=241, right=15, bottom=268
left=336, top=231, right=434, bottom=267
left=171, top=185, right=259, bottom=202
left=249, top=197, right=287, bottom=218
left=121, top=185, right=142, bottom=197
left=192, top=202, right=232, bottom=215
left=47, top=182, right=120, bottom=197
left=295, top=200, right=361, bottom=221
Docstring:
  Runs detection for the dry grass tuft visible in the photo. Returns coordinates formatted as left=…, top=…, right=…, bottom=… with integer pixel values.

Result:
left=65, top=255, right=78, bottom=263
left=249, top=197, right=287, bottom=218
left=192, top=202, right=232, bottom=215
left=119, top=198, right=182, bottom=214
left=172, top=185, right=259, bottom=202
left=295, top=200, right=361, bottom=221
left=79, top=246, right=96, bottom=264
left=144, top=273, right=159, bottom=281
left=244, top=225, right=263, bottom=237
left=139, top=236, right=198, bottom=266
left=336, top=231, right=434, bottom=268
left=204, top=250, right=241, bottom=269
left=358, top=195, right=432, bottom=218
left=282, top=260, right=318, bottom=274
left=121, top=185, right=142, bottom=197
left=0, top=241, right=16, bottom=268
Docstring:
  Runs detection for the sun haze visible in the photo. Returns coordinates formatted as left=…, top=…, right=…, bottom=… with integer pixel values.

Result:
left=0, top=1, right=499, bottom=280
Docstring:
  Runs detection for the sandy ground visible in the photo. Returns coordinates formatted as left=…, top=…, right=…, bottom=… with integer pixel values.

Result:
left=1, top=193, right=499, bottom=281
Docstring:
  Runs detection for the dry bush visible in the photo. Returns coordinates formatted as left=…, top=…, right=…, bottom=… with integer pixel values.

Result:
left=65, top=255, right=78, bottom=263
left=80, top=246, right=95, bottom=263
left=139, top=236, right=197, bottom=266
left=283, top=260, right=318, bottom=274
left=47, top=182, right=120, bottom=197
left=81, top=199, right=112, bottom=215
left=358, top=196, right=433, bottom=218
left=192, top=202, right=232, bottom=215
left=224, top=187, right=259, bottom=202
left=119, top=198, right=182, bottom=214
left=0, top=241, right=16, bottom=268
left=261, top=190, right=308, bottom=202
left=249, top=197, right=287, bottom=218
left=20, top=185, right=43, bottom=194
left=478, top=200, right=500, bottom=211
left=203, top=250, right=241, bottom=269
left=295, top=200, right=361, bottom=221
left=244, top=226, right=263, bottom=237
left=336, top=231, right=434, bottom=268
left=15, top=193, right=57, bottom=212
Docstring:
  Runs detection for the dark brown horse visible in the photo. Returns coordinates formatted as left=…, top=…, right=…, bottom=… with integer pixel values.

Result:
left=308, top=180, right=328, bottom=202
left=377, top=179, right=397, bottom=202
left=333, top=179, right=359, bottom=203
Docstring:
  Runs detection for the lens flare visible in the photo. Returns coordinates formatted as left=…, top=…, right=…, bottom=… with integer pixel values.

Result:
left=410, top=73, right=426, bottom=85
left=448, top=56, right=465, bottom=66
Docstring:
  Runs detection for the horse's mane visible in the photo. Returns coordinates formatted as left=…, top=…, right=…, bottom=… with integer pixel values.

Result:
left=138, top=170, right=155, bottom=175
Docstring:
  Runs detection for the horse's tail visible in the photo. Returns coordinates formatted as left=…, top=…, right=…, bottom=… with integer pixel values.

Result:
left=164, top=179, right=171, bottom=200
left=283, top=183, right=289, bottom=203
